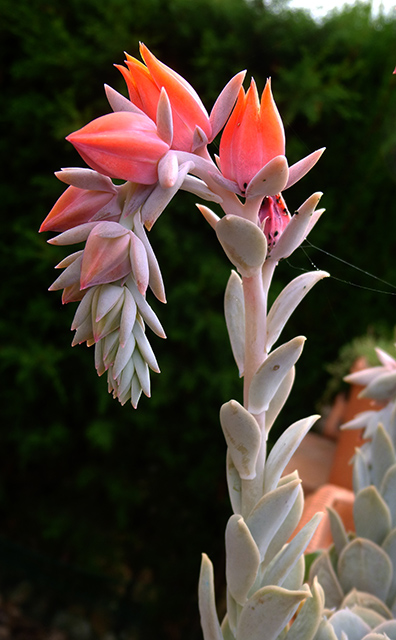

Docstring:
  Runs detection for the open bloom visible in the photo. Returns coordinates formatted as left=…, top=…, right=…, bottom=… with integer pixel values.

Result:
left=116, top=43, right=212, bottom=152
left=219, top=78, right=285, bottom=193
left=66, top=111, right=170, bottom=184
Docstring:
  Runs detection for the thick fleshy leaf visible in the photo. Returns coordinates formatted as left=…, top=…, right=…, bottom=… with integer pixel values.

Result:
left=371, top=424, right=396, bottom=489
left=132, top=213, right=166, bottom=303
left=309, top=551, right=344, bottom=610
left=245, top=155, right=289, bottom=199
left=284, top=578, right=324, bottom=640
left=353, top=447, right=371, bottom=494
left=220, top=615, right=235, bottom=640
left=338, top=538, right=392, bottom=601
left=225, top=514, right=260, bottom=604
left=248, top=337, right=306, bottom=415
left=264, top=475, right=304, bottom=562
left=354, top=486, right=391, bottom=545
left=237, top=585, right=309, bottom=640
left=264, top=414, right=319, bottom=493
left=133, top=320, right=160, bottom=373
left=129, top=232, right=149, bottom=295
left=220, top=401, right=261, bottom=480
left=224, top=270, right=245, bottom=376
left=284, top=148, right=325, bottom=190
left=209, top=71, right=246, bottom=140
left=216, top=215, right=267, bottom=277
left=344, top=367, right=387, bottom=387
left=226, top=451, right=242, bottom=515
left=246, top=479, right=301, bottom=560
left=311, top=618, right=338, bottom=640
left=141, top=160, right=193, bottom=230
left=261, top=513, right=322, bottom=589
left=361, top=370, right=396, bottom=401
left=327, top=507, right=349, bottom=557
left=48, top=253, right=83, bottom=291
left=49, top=225, right=100, bottom=251
left=382, top=528, right=396, bottom=605
left=113, top=331, right=136, bottom=379
left=380, top=463, right=396, bottom=526
left=118, top=287, right=137, bottom=347
left=198, top=554, right=224, bottom=640
left=94, top=284, right=124, bottom=322
left=71, top=287, right=96, bottom=331
left=327, top=609, right=371, bottom=640
left=104, top=84, right=145, bottom=114
left=156, top=88, right=173, bottom=147
left=55, top=167, right=117, bottom=192
left=183, top=178, right=223, bottom=204
left=266, top=271, right=329, bottom=352
left=342, top=590, right=392, bottom=620
left=374, top=620, right=396, bottom=638
left=126, top=279, right=166, bottom=338
left=265, top=367, right=295, bottom=434
left=269, top=192, right=323, bottom=262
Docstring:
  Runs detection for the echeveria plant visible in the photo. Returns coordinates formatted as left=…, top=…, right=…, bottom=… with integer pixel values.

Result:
left=40, top=43, right=395, bottom=640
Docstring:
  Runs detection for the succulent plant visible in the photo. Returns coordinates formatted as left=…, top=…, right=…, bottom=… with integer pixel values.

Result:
left=310, top=346, right=396, bottom=640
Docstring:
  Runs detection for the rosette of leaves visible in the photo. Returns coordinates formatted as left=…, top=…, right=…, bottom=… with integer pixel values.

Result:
left=310, top=346, right=396, bottom=640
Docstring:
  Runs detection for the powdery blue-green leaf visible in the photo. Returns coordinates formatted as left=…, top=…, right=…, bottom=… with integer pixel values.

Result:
left=381, top=528, right=396, bottom=605
left=328, top=507, right=349, bottom=557
left=237, top=585, right=310, bottom=640
left=226, top=588, right=239, bottom=637
left=224, top=271, right=245, bottom=376
left=360, top=634, right=391, bottom=640
left=198, top=553, right=224, bottom=640
left=309, top=551, right=344, bottom=610
left=266, top=367, right=295, bottom=435
left=360, top=371, right=396, bottom=402
left=281, top=555, right=305, bottom=592
left=225, top=515, right=260, bottom=605
left=226, top=450, right=242, bottom=515
left=246, top=479, right=301, bottom=561
left=264, top=475, right=304, bottom=562
left=283, top=577, right=324, bottom=640
left=373, top=620, right=396, bottom=639
left=220, top=401, right=261, bottom=480
left=264, top=415, right=320, bottom=493
left=381, top=463, right=396, bottom=527
left=341, top=589, right=392, bottom=620
left=266, top=271, right=329, bottom=352
left=349, top=606, right=386, bottom=629
left=312, top=618, right=338, bottom=640
left=248, top=337, right=306, bottom=415
left=269, top=192, right=323, bottom=262
left=326, top=609, right=371, bottom=640
left=353, top=448, right=371, bottom=495
left=216, top=215, right=267, bottom=277
left=337, top=538, right=392, bottom=602
left=354, top=486, right=391, bottom=545
left=371, top=424, right=396, bottom=489
left=261, top=513, right=322, bottom=589
left=220, top=615, right=236, bottom=640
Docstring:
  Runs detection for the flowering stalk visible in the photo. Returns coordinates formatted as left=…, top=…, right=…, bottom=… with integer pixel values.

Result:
left=40, top=44, right=330, bottom=639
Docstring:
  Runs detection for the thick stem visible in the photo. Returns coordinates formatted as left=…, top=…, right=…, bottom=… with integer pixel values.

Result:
left=240, top=269, right=268, bottom=516
left=242, top=270, right=267, bottom=408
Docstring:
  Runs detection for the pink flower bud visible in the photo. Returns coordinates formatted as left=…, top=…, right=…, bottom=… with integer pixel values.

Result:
left=80, top=222, right=134, bottom=290
left=40, top=185, right=117, bottom=233
left=259, top=193, right=290, bottom=251
left=66, top=112, right=170, bottom=184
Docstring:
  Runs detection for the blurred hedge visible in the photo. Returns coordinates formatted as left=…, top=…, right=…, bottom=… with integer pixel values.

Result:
left=1, top=0, right=396, bottom=637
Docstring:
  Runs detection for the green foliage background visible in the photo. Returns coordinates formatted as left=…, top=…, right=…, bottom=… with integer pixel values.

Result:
left=1, top=0, right=396, bottom=637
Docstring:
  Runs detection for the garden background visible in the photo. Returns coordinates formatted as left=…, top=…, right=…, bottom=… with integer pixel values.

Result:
left=1, top=0, right=396, bottom=638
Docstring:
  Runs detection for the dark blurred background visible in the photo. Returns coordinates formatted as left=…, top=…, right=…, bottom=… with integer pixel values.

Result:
left=1, top=0, right=396, bottom=638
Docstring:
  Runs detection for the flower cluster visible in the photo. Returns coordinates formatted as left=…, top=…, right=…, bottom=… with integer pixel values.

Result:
left=41, top=43, right=324, bottom=406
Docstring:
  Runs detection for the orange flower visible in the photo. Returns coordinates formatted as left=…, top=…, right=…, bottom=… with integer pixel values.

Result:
left=219, top=79, right=285, bottom=193
left=66, top=111, right=170, bottom=185
left=117, top=43, right=212, bottom=152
